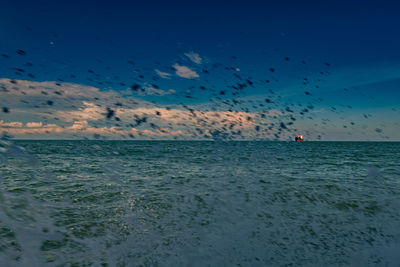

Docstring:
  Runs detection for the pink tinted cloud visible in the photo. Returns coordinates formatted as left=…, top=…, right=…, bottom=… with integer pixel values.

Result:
left=1, top=79, right=274, bottom=139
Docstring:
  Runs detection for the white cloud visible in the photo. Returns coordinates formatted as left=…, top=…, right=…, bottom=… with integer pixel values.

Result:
left=184, top=51, right=203, bottom=64
left=155, top=69, right=172, bottom=79
left=173, top=64, right=199, bottom=79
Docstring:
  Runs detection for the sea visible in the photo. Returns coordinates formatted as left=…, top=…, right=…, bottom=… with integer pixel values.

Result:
left=1, top=140, right=400, bottom=266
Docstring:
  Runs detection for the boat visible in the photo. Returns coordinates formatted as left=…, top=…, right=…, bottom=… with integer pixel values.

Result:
left=295, top=134, right=304, bottom=142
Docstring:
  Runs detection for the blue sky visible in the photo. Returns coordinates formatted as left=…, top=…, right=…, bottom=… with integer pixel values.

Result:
left=1, top=0, right=400, bottom=140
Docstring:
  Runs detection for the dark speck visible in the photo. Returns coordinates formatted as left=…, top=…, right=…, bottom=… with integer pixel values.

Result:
left=16, top=49, right=26, bottom=55
left=46, top=100, right=54, bottom=106
left=269, top=68, right=275, bottom=72
left=131, top=84, right=140, bottom=91
left=2, top=107, right=9, bottom=113
left=106, top=107, right=115, bottom=119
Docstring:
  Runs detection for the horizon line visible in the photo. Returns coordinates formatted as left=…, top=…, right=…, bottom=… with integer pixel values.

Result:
left=9, top=139, right=400, bottom=142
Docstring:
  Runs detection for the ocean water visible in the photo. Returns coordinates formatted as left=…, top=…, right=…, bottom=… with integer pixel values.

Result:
left=1, top=140, right=400, bottom=266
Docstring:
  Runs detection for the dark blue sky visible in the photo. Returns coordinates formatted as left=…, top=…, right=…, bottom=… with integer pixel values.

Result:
left=2, top=0, right=400, bottom=77
left=1, top=0, right=400, bottom=140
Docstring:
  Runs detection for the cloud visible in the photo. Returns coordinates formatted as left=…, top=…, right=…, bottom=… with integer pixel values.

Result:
left=0, top=120, right=23, bottom=127
left=173, top=64, right=199, bottom=79
left=154, top=69, right=172, bottom=79
left=0, top=78, right=111, bottom=98
left=263, top=109, right=284, bottom=117
left=69, top=120, right=89, bottom=129
left=114, top=107, right=261, bottom=128
left=54, top=101, right=105, bottom=122
left=0, top=78, right=278, bottom=140
left=1, top=102, right=271, bottom=139
left=26, top=122, right=43, bottom=127
left=136, top=84, right=175, bottom=96
left=184, top=51, right=203, bottom=64
left=54, top=103, right=265, bottom=130
left=0, top=119, right=186, bottom=139
left=0, top=78, right=151, bottom=107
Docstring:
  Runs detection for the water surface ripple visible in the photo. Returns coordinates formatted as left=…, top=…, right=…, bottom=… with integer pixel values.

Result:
left=1, top=141, right=400, bottom=266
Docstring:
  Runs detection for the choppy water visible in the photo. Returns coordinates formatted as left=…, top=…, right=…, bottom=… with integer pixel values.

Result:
left=1, top=140, right=400, bottom=266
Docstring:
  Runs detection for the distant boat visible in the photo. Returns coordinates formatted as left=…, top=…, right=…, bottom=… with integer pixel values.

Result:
left=295, top=134, right=304, bottom=142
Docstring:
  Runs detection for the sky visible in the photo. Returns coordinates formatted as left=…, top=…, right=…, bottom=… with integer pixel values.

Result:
left=1, top=0, right=400, bottom=140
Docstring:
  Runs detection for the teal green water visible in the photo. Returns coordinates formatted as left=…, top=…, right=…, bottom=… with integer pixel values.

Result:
left=1, top=140, right=400, bottom=266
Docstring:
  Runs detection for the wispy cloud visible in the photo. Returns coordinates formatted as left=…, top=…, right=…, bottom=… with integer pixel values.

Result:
left=173, top=64, right=199, bottom=79
left=0, top=120, right=23, bottom=127
left=154, top=69, right=172, bottom=79
left=136, top=84, right=175, bottom=96
left=184, top=51, right=203, bottom=64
